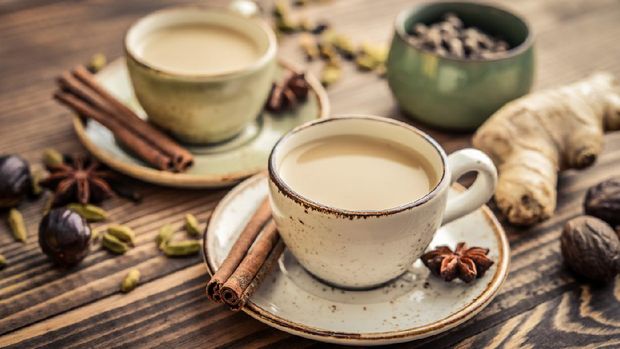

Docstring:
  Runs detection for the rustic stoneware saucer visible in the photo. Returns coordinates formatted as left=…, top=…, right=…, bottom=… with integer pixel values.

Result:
left=203, top=173, right=510, bottom=346
left=72, top=58, right=329, bottom=188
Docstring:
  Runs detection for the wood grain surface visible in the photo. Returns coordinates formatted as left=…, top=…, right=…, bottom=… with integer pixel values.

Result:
left=1, top=0, right=619, bottom=348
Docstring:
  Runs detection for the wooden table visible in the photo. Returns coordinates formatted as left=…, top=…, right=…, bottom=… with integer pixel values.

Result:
left=1, top=0, right=619, bottom=347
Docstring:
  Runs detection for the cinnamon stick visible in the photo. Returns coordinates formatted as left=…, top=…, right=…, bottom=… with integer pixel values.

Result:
left=57, top=73, right=120, bottom=120
left=206, top=198, right=272, bottom=302
left=54, top=91, right=174, bottom=171
left=226, top=237, right=285, bottom=311
left=71, top=66, right=193, bottom=171
left=220, top=220, right=281, bottom=309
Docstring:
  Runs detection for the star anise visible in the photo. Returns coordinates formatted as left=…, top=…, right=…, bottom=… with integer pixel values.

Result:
left=265, top=71, right=310, bottom=113
left=420, top=242, right=494, bottom=283
left=40, top=155, right=115, bottom=207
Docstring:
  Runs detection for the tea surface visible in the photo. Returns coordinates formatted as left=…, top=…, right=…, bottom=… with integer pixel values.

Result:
left=138, top=24, right=261, bottom=75
left=279, top=135, right=437, bottom=210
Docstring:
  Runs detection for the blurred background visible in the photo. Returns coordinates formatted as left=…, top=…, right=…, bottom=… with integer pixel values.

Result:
left=2, top=0, right=620, bottom=157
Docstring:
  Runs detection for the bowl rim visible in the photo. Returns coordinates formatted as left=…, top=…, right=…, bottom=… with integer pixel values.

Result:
left=394, top=1, right=534, bottom=63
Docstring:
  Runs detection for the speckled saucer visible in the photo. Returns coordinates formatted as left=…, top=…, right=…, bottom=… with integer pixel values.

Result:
left=203, top=173, right=510, bottom=346
left=72, top=58, right=329, bottom=188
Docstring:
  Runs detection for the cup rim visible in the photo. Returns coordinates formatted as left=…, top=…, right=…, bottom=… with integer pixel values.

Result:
left=394, top=1, right=534, bottom=63
left=268, top=115, right=449, bottom=218
left=123, top=6, right=277, bottom=81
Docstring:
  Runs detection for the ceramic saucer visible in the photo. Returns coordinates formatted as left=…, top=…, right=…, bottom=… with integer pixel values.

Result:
left=203, top=173, right=510, bottom=346
left=72, top=58, right=329, bottom=188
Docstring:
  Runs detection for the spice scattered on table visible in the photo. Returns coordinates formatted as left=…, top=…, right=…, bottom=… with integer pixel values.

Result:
left=121, top=269, right=140, bottom=293
left=560, top=216, right=620, bottom=283
left=156, top=224, right=175, bottom=249
left=87, top=53, right=107, bottom=73
left=356, top=42, right=388, bottom=72
left=0, top=155, right=32, bottom=208
left=107, top=224, right=136, bottom=246
left=271, top=0, right=386, bottom=86
left=161, top=240, right=201, bottom=257
left=407, top=13, right=510, bottom=60
left=39, top=208, right=91, bottom=266
left=102, top=231, right=130, bottom=254
left=265, top=71, right=310, bottom=113
left=584, top=177, right=620, bottom=228
left=91, top=225, right=106, bottom=243
left=155, top=222, right=202, bottom=257
left=8, top=208, right=28, bottom=243
left=0, top=146, right=202, bottom=278
left=320, top=64, right=342, bottom=86
left=29, top=168, right=44, bottom=198
left=420, top=242, right=494, bottom=283
left=42, top=148, right=64, bottom=167
left=325, top=31, right=356, bottom=60
left=42, top=195, right=54, bottom=215
left=299, top=33, right=320, bottom=60
left=41, top=155, right=114, bottom=207
left=67, top=203, right=109, bottom=222
left=473, top=72, right=620, bottom=226
left=184, top=214, right=202, bottom=237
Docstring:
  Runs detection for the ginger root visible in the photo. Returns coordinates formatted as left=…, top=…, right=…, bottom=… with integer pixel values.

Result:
left=473, top=73, right=620, bottom=226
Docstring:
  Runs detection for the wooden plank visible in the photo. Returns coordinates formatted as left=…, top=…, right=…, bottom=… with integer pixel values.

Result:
left=452, top=279, right=620, bottom=349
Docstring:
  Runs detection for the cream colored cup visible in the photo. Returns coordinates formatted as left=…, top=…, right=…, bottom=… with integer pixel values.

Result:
left=268, top=116, right=498, bottom=289
left=124, top=7, right=277, bottom=144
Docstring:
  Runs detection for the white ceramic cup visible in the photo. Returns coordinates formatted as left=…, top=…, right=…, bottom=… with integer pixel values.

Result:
left=268, top=116, right=497, bottom=289
left=124, top=7, right=277, bottom=144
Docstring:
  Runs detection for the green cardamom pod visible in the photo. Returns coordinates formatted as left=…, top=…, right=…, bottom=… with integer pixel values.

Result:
left=299, top=18, right=315, bottom=32
left=359, top=43, right=387, bottom=64
left=156, top=224, right=175, bottom=249
left=91, top=226, right=106, bottom=243
left=355, top=54, right=379, bottom=71
left=299, top=33, right=320, bottom=60
left=318, top=42, right=339, bottom=63
left=184, top=214, right=201, bottom=237
left=331, top=34, right=356, bottom=59
left=102, top=232, right=130, bottom=254
left=273, top=0, right=290, bottom=18
left=87, top=53, right=107, bottom=73
left=0, top=254, right=6, bottom=269
left=42, top=148, right=64, bottom=167
left=162, top=240, right=201, bottom=257
left=42, top=195, right=54, bottom=215
left=121, top=269, right=140, bottom=293
left=8, top=208, right=27, bottom=243
left=30, top=169, right=44, bottom=196
left=275, top=16, right=299, bottom=33
left=107, top=224, right=135, bottom=246
left=67, top=203, right=108, bottom=222
left=320, top=64, right=342, bottom=86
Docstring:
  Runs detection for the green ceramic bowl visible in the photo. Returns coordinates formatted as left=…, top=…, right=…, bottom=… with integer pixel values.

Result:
left=386, top=2, right=534, bottom=130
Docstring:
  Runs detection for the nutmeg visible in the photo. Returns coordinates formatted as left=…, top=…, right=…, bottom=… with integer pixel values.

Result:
left=584, top=177, right=620, bottom=227
left=560, top=216, right=620, bottom=282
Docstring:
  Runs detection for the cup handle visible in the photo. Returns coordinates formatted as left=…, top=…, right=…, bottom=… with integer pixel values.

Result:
left=442, top=148, right=497, bottom=224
